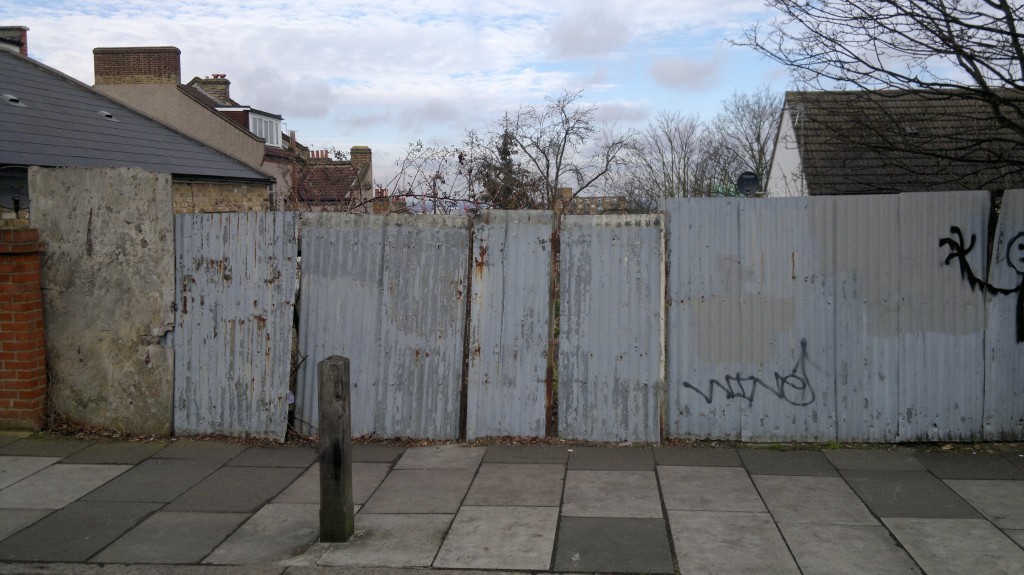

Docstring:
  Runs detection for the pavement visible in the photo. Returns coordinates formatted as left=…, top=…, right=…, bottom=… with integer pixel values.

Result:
left=2, top=432, right=1024, bottom=575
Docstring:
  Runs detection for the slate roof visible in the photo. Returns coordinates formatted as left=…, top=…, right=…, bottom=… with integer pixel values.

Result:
left=0, top=50, right=273, bottom=183
left=295, top=160, right=361, bottom=203
left=782, top=89, right=1024, bottom=194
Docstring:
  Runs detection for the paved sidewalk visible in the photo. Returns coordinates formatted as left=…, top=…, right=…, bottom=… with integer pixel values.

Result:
left=1, top=432, right=1024, bottom=574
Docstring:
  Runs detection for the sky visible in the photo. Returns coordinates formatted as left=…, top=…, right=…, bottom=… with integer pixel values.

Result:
left=1, top=0, right=790, bottom=185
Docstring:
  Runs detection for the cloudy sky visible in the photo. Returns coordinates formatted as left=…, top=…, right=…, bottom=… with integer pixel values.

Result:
left=3, top=0, right=788, bottom=183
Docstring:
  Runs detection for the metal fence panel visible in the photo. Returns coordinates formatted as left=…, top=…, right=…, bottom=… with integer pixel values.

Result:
left=737, top=198, right=836, bottom=442
left=833, top=195, right=901, bottom=441
left=984, top=189, right=1024, bottom=439
left=663, top=198, right=745, bottom=439
left=174, top=212, right=298, bottom=440
left=898, top=190, right=989, bottom=441
left=466, top=210, right=553, bottom=439
left=376, top=215, right=470, bottom=439
left=294, top=213, right=387, bottom=436
left=558, top=215, right=664, bottom=442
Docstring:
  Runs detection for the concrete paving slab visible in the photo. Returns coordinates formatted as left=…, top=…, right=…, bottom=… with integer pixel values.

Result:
left=658, top=466, right=766, bottom=512
left=0, top=436, right=93, bottom=457
left=945, top=480, right=1024, bottom=529
left=824, top=449, right=925, bottom=471
left=394, top=445, right=485, bottom=469
left=753, top=475, right=877, bottom=525
left=351, top=444, right=406, bottom=463
left=318, top=513, right=453, bottom=567
left=0, top=508, right=49, bottom=540
left=916, top=452, right=1024, bottom=479
left=1005, top=529, right=1024, bottom=547
left=668, top=510, right=800, bottom=575
left=205, top=503, right=319, bottom=565
left=553, top=516, right=674, bottom=573
left=61, top=441, right=168, bottom=464
left=842, top=470, right=981, bottom=518
left=0, top=564, right=285, bottom=575
left=653, top=446, right=741, bottom=466
left=91, top=511, right=249, bottom=564
left=275, top=463, right=391, bottom=505
left=434, top=506, right=558, bottom=570
left=0, top=463, right=130, bottom=509
left=738, top=449, right=839, bottom=476
left=81, top=458, right=222, bottom=503
left=567, top=446, right=654, bottom=470
left=361, top=469, right=475, bottom=514
left=562, top=470, right=662, bottom=518
left=778, top=523, right=921, bottom=574
left=885, top=517, right=1024, bottom=575
left=153, top=440, right=246, bottom=461
left=0, top=455, right=60, bottom=489
left=0, top=501, right=160, bottom=562
left=464, top=463, right=564, bottom=507
left=227, top=446, right=316, bottom=467
left=291, top=569, right=530, bottom=575
left=164, top=466, right=304, bottom=513
left=1002, top=450, right=1024, bottom=473
left=0, top=435, right=23, bottom=450
left=482, top=445, right=570, bottom=464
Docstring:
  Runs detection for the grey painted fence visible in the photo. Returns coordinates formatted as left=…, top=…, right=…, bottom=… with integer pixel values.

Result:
left=466, top=210, right=553, bottom=440
left=295, top=213, right=470, bottom=439
left=559, top=215, right=665, bottom=442
left=173, top=212, right=298, bottom=440
left=167, top=190, right=1024, bottom=443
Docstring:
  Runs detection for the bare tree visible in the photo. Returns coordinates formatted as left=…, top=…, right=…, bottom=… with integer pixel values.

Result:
left=503, top=89, right=632, bottom=210
left=707, top=86, right=782, bottom=192
left=738, top=0, right=1024, bottom=177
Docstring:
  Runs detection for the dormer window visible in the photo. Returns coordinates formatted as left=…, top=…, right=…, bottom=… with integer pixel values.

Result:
left=250, top=113, right=281, bottom=147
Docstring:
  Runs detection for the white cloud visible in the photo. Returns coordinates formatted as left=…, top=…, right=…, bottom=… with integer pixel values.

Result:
left=650, top=53, right=725, bottom=92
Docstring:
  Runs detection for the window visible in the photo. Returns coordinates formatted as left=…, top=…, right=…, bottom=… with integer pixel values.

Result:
left=249, top=114, right=282, bottom=147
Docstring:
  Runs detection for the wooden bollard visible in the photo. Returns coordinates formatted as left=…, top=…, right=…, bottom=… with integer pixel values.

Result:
left=318, top=356, right=354, bottom=542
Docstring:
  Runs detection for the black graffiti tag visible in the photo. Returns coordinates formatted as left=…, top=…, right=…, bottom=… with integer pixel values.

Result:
left=681, top=339, right=814, bottom=406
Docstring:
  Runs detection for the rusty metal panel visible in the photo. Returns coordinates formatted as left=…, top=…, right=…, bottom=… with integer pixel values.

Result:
left=558, top=214, right=664, bottom=442
left=984, top=189, right=1024, bottom=439
left=295, top=214, right=470, bottom=439
left=174, top=212, right=298, bottom=440
left=466, top=210, right=553, bottom=439
left=376, top=215, right=470, bottom=439
left=663, top=198, right=745, bottom=439
left=899, top=190, right=989, bottom=441
left=833, top=195, right=901, bottom=442
left=735, top=198, right=836, bottom=442
left=294, top=213, right=387, bottom=436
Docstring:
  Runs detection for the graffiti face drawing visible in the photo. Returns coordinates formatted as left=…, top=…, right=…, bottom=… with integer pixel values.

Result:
left=940, top=226, right=1024, bottom=342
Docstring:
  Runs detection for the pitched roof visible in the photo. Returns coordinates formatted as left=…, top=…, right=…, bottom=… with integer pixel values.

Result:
left=0, top=50, right=273, bottom=183
left=783, top=90, right=1024, bottom=194
left=295, top=161, right=360, bottom=203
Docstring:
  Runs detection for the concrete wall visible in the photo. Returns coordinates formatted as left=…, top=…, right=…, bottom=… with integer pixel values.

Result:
left=95, top=84, right=265, bottom=169
left=30, top=167, right=175, bottom=434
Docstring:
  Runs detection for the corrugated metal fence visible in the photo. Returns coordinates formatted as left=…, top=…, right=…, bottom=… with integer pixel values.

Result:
left=172, top=190, right=1024, bottom=442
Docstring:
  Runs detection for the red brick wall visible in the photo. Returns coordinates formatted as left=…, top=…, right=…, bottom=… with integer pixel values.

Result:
left=0, top=229, right=47, bottom=429
left=93, top=46, right=182, bottom=85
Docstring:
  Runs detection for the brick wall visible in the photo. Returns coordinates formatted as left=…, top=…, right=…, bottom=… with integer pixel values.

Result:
left=93, top=46, right=182, bottom=85
left=0, top=228, right=46, bottom=429
left=172, top=181, right=270, bottom=213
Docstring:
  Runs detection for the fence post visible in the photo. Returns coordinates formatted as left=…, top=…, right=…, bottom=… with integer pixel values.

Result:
left=318, top=355, right=354, bottom=542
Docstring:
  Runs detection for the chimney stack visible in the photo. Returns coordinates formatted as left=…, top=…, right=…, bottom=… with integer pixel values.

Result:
left=93, top=46, right=181, bottom=85
left=0, top=26, right=28, bottom=56
left=350, top=146, right=373, bottom=188
left=190, top=74, right=232, bottom=105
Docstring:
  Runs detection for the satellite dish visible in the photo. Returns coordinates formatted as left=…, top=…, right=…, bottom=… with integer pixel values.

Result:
left=736, top=171, right=760, bottom=197
left=0, top=167, right=28, bottom=211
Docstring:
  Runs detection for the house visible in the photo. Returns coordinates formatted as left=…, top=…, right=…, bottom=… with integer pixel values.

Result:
left=554, top=188, right=628, bottom=215
left=0, top=29, right=275, bottom=224
left=92, top=46, right=375, bottom=209
left=766, top=90, right=1024, bottom=197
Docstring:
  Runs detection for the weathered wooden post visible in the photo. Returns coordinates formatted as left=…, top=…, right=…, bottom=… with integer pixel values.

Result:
left=318, top=355, right=354, bottom=542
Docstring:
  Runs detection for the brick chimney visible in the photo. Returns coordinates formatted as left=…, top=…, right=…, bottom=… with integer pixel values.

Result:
left=350, top=146, right=373, bottom=188
left=190, top=74, right=232, bottom=105
left=0, top=26, right=28, bottom=56
left=93, top=46, right=181, bottom=85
